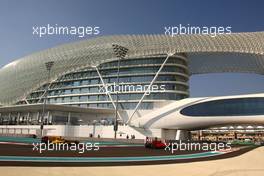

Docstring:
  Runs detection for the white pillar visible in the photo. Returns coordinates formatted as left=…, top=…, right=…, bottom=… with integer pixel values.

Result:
left=161, top=129, right=177, bottom=140
left=176, top=130, right=191, bottom=140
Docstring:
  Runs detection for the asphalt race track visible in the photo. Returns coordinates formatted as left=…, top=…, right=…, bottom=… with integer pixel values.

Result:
left=0, top=143, right=256, bottom=166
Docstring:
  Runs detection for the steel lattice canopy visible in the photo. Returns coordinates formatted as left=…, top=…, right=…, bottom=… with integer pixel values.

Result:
left=0, top=32, right=264, bottom=105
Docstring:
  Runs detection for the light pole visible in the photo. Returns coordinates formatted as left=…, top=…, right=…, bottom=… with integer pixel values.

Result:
left=40, top=61, right=54, bottom=137
left=112, top=44, right=128, bottom=139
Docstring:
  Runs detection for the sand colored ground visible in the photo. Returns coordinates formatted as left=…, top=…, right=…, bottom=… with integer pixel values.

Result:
left=0, top=147, right=264, bottom=176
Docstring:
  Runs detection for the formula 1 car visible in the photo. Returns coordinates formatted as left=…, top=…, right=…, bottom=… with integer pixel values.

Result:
left=145, top=137, right=167, bottom=149
left=41, top=136, right=79, bottom=145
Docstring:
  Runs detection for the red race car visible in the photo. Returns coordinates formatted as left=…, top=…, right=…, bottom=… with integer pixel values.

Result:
left=145, top=137, right=167, bottom=149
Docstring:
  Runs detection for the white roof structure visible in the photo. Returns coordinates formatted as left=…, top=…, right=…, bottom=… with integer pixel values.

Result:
left=130, top=93, right=264, bottom=130
left=0, top=32, right=264, bottom=105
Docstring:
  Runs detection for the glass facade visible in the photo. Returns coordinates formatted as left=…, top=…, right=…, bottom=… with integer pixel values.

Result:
left=180, top=97, right=264, bottom=116
left=23, top=54, right=189, bottom=109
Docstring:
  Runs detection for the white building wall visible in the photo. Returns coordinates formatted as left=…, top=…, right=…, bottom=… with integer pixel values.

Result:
left=0, top=125, right=161, bottom=139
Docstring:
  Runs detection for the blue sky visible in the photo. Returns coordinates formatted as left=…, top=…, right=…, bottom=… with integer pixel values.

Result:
left=0, top=0, right=264, bottom=97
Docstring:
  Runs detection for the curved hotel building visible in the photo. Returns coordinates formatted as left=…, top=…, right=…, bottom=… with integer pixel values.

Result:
left=25, top=54, right=189, bottom=110
left=0, top=32, right=264, bottom=139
